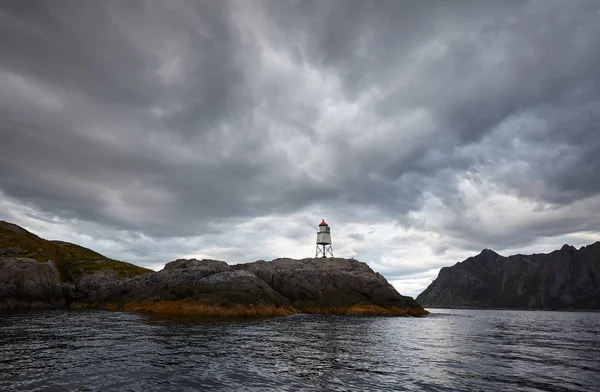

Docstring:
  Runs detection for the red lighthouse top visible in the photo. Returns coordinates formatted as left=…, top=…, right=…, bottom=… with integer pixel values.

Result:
left=319, top=219, right=328, bottom=226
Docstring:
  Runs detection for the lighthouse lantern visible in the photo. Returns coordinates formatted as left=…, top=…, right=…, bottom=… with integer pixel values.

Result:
left=315, top=219, right=334, bottom=258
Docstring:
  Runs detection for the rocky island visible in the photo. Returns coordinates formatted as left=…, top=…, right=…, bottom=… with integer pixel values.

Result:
left=0, top=221, right=427, bottom=317
left=417, top=242, right=600, bottom=310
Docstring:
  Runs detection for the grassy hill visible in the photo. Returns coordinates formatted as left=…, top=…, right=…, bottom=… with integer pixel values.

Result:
left=0, top=221, right=152, bottom=282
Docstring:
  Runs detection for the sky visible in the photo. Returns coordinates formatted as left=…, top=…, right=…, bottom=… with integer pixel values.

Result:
left=1, top=0, right=599, bottom=298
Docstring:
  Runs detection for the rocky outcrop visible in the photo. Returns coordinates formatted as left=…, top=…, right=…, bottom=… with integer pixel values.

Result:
left=235, top=257, right=427, bottom=316
left=417, top=242, right=600, bottom=310
left=1, top=220, right=152, bottom=310
left=62, top=269, right=124, bottom=305
left=0, top=257, right=65, bottom=310
left=71, top=257, right=426, bottom=317
left=73, top=259, right=296, bottom=317
left=0, top=220, right=427, bottom=317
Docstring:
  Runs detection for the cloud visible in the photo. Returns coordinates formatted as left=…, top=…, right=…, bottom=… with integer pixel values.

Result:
left=1, top=0, right=599, bottom=298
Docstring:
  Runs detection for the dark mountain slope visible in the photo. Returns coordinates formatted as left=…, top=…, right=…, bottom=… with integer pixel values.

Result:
left=417, top=242, right=600, bottom=310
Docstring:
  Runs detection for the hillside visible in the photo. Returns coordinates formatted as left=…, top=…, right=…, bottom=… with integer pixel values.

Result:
left=0, top=221, right=152, bottom=282
left=416, top=242, right=600, bottom=310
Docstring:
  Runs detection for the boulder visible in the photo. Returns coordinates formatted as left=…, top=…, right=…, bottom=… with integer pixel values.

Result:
left=0, top=257, right=65, bottom=310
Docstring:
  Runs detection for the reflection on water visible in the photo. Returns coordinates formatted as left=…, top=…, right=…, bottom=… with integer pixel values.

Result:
left=1, top=309, right=599, bottom=391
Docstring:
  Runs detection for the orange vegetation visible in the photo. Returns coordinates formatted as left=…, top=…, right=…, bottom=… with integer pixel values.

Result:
left=113, top=300, right=298, bottom=318
left=297, top=303, right=429, bottom=317
left=95, top=300, right=428, bottom=317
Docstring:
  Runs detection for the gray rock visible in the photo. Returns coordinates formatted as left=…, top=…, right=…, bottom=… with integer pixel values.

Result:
left=64, top=269, right=124, bottom=304
left=0, top=257, right=65, bottom=310
left=235, top=257, right=424, bottom=313
left=417, top=242, right=600, bottom=309
left=82, top=259, right=291, bottom=308
left=73, top=257, right=426, bottom=316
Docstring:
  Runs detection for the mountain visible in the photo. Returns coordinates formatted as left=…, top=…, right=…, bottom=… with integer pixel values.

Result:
left=416, top=242, right=600, bottom=310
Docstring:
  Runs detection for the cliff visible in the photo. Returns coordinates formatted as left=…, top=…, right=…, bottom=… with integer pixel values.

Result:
left=0, top=221, right=427, bottom=317
left=416, top=242, right=600, bottom=310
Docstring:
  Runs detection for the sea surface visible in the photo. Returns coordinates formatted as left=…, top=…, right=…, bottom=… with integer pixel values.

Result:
left=1, top=309, right=599, bottom=391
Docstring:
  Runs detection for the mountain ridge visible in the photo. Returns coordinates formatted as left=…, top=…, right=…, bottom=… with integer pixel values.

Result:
left=417, top=241, right=600, bottom=310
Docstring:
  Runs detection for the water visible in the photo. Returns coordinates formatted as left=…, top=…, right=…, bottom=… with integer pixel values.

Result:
left=0, top=309, right=599, bottom=392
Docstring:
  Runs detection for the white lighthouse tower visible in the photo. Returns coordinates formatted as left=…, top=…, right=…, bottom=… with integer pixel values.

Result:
left=316, top=219, right=334, bottom=258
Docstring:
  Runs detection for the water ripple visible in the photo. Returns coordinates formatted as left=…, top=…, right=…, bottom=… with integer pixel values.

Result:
left=1, top=309, right=599, bottom=391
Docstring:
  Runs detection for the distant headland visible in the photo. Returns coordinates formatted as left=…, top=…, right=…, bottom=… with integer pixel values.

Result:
left=417, top=242, right=600, bottom=310
left=0, top=221, right=427, bottom=317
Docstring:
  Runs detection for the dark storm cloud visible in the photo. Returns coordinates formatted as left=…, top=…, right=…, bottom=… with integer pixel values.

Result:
left=0, top=0, right=599, bottom=266
left=275, top=0, right=600, bottom=249
left=265, top=0, right=600, bottom=186
left=267, top=0, right=600, bottom=242
left=0, top=0, right=333, bottom=236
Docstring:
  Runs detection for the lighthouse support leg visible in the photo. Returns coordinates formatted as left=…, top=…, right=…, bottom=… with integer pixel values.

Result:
left=325, top=244, right=333, bottom=258
left=316, top=244, right=324, bottom=258
left=316, top=244, right=333, bottom=258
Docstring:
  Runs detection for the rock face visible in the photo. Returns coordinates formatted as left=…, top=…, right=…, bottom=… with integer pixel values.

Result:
left=78, top=259, right=296, bottom=317
left=417, top=242, right=600, bottom=310
left=236, top=257, right=427, bottom=316
left=0, top=257, right=65, bottom=310
left=63, top=269, right=124, bottom=305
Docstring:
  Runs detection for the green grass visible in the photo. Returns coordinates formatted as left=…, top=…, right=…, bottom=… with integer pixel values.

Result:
left=0, top=221, right=152, bottom=282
